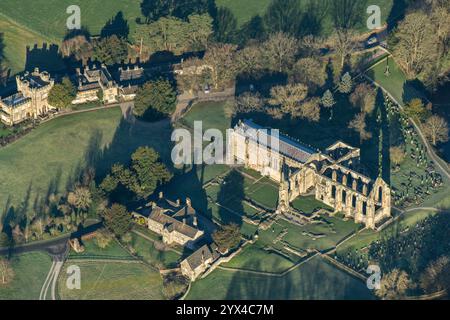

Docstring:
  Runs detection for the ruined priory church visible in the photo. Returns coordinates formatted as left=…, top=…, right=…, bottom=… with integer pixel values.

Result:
left=229, top=120, right=391, bottom=229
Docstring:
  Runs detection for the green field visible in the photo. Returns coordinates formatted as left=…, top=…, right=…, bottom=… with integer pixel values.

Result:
left=0, top=14, right=53, bottom=74
left=366, top=57, right=426, bottom=106
left=188, top=255, right=374, bottom=300
left=0, top=108, right=173, bottom=216
left=0, top=0, right=141, bottom=73
left=216, top=0, right=272, bottom=26
left=292, top=195, right=333, bottom=214
left=0, top=252, right=52, bottom=300
left=0, top=0, right=142, bottom=41
left=217, top=0, right=394, bottom=33
left=181, top=100, right=232, bottom=134
left=222, top=211, right=361, bottom=273
left=57, top=260, right=164, bottom=300
left=69, top=238, right=135, bottom=260
left=222, top=244, right=297, bottom=273
left=131, top=232, right=182, bottom=269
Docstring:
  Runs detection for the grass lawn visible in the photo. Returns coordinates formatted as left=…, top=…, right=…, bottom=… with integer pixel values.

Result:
left=0, top=252, right=52, bottom=300
left=0, top=126, right=14, bottom=139
left=0, top=14, right=53, bottom=74
left=279, top=216, right=360, bottom=252
left=366, top=57, right=426, bottom=106
left=292, top=195, right=333, bottom=214
left=216, top=0, right=272, bottom=26
left=69, top=238, right=134, bottom=260
left=130, top=233, right=182, bottom=269
left=187, top=255, right=374, bottom=300
left=217, top=0, right=393, bottom=35
left=222, top=244, right=297, bottom=273
left=0, top=107, right=173, bottom=217
left=245, top=177, right=279, bottom=210
left=181, top=100, right=232, bottom=134
left=69, top=102, right=102, bottom=112
left=57, top=260, right=164, bottom=300
left=224, top=211, right=360, bottom=273
left=0, top=0, right=142, bottom=41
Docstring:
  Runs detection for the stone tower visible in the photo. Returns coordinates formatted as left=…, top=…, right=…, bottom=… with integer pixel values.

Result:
left=276, top=161, right=290, bottom=214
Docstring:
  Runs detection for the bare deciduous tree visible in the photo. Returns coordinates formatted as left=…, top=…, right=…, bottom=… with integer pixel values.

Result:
left=376, top=269, right=411, bottom=300
left=262, top=32, right=298, bottom=73
left=420, top=256, right=450, bottom=294
left=0, top=258, right=14, bottom=285
left=292, top=57, right=326, bottom=93
left=328, top=28, right=358, bottom=68
left=393, top=12, right=438, bottom=78
left=348, top=113, right=372, bottom=144
left=235, top=92, right=263, bottom=114
left=299, top=97, right=321, bottom=122
left=423, top=115, right=449, bottom=146
left=268, top=84, right=308, bottom=116
left=203, top=43, right=238, bottom=90
left=350, top=83, right=376, bottom=114
left=390, top=146, right=406, bottom=166
left=236, top=45, right=264, bottom=78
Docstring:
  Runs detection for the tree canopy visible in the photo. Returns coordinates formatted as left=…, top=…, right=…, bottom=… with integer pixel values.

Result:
left=133, top=79, right=177, bottom=121
left=48, top=77, right=76, bottom=109
left=101, top=204, right=131, bottom=238
left=101, top=147, right=172, bottom=200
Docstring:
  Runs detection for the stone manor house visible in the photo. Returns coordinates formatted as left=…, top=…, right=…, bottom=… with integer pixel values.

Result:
left=0, top=64, right=146, bottom=126
left=230, top=120, right=392, bottom=229
left=133, top=192, right=204, bottom=249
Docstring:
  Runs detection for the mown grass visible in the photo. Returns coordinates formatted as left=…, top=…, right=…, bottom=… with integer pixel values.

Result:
left=130, top=233, right=182, bottom=269
left=366, top=57, right=426, bottom=106
left=291, top=195, right=333, bottom=214
left=188, top=255, right=374, bottom=300
left=217, top=0, right=394, bottom=35
left=0, top=0, right=142, bottom=41
left=181, top=100, right=232, bottom=134
left=222, top=244, right=297, bottom=273
left=0, top=252, right=52, bottom=300
left=0, top=107, right=173, bottom=217
left=69, top=238, right=134, bottom=260
left=57, top=260, right=164, bottom=300
left=0, top=14, right=52, bottom=74
left=215, top=0, right=272, bottom=26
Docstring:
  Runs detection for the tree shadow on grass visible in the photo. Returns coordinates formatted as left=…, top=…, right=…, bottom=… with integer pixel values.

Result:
left=100, top=11, right=129, bottom=40
left=223, top=256, right=374, bottom=300
left=217, top=170, right=244, bottom=226
left=86, top=117, right=174, bottom=183
left=160, top=163, right=211, bottom=221
left=386, top=0, right=409, bottom=32
left=25, top=43, right=66, bottom=74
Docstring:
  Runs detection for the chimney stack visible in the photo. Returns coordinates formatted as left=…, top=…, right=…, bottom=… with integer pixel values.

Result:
left=186, top=198, right=192, bottom=207
left=176, top=199, right=181, bottom=206
left=159, top=191, right=164, bottom=199
left=193, top=216, right=198, bottom=227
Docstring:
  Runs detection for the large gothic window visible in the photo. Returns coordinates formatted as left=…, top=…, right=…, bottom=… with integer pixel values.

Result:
left=331, top=185, right=336, bottom=199
left=378, top=187, right=383, bottom=203
left=342, top=190, right=347, bottom=206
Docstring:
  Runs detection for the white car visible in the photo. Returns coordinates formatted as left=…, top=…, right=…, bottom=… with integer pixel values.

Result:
left=367, top=36, right=378, bottom=46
